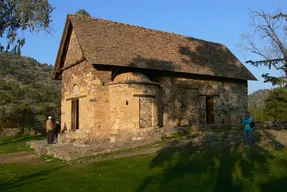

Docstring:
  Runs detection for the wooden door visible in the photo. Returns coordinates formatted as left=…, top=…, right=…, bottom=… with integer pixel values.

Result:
left=206, top=96, right=214, bottom=124
left=71, top=99, right=79, bottom=130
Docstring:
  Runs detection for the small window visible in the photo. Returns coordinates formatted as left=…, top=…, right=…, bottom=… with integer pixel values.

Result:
left=73, top=84, right=79, bottom=98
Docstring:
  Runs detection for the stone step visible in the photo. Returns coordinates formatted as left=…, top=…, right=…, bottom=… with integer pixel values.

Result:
left=27, top=138, right=157, bottom=161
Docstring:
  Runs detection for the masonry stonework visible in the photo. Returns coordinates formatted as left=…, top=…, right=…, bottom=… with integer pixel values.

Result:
left=108, top=81, right=159, bottom=134
left=61, top=66, right=247, bottom=142
left=61, top=63, right=112, bottom=138
left=158, top=76, right=247, bottom=127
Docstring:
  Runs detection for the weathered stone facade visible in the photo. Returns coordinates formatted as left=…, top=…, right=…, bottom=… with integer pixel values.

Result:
left=61, top=61, right=112, bottom=138
left=60, top=61, right=248, bottom=142
left=108, top=79, right=160, bottom=134
left=60, top=30, right=112, bottom=139
left=158, top=76, right=248, bottom=126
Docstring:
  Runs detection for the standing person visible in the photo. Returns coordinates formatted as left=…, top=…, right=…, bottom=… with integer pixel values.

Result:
left=242, top=111, right=253, bottom=147
left=46, top=116, right=54, bottom=144
left=54, top=121, right=61, bottom=143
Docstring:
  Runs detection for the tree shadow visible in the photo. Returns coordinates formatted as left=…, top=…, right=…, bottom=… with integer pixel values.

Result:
left=260, top=177, right=287, bottom=191
left=129, top=55, right=176, bottom=72
left=120, top=41, right=252, bottom=126
left=0, top=165, right=67, bottom=192
left=136, top=130, right=286, bottom=192
left=0, top=135, right=43, bottom=146
left=181, top=37, right=254, bottom=80
left=125, top=56, right=204, bottom=126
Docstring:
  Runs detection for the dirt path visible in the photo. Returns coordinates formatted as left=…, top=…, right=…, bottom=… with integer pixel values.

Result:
left=0, top=151, right=43, bottom=164
left=265, top=130, right=287, bottom=146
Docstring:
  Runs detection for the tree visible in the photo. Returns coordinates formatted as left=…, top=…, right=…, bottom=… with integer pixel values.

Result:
left=240, top=10, right=287, bottom=87
left=74, top=9, right=91, bottom=17
left=0, top=0, right=54, bottom=55
left=264, top=88, right=287, bottom=122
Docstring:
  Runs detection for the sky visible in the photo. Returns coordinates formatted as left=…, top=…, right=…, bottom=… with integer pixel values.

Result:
left=14, top=0, right=287, bottom=94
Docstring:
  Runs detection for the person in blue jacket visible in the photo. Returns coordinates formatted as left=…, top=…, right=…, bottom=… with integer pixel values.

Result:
left=242, top=111, right=254, bottom=146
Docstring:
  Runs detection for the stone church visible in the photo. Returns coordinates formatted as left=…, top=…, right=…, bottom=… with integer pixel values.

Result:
left=52, top=14, right=257, bottom=141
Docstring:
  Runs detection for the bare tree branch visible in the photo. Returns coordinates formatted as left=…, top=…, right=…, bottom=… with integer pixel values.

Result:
left=239, top=9, right=287, bottom=86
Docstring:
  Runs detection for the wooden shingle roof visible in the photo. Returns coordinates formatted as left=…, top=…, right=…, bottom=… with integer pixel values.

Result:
left=53, top=14, right=257, bottom=81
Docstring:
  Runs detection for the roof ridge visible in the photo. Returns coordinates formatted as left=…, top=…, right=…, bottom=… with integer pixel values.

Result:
left=68, top=14, right=225, bottom=47
left=56, top=14, right=257, bottom=81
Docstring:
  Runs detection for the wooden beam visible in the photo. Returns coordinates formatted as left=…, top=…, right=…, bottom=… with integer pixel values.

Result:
left=57, top=57, right=86, bottom=73
left=66, top=95, right=87, bottom=101
left=133, top=94, right=156, bottom=98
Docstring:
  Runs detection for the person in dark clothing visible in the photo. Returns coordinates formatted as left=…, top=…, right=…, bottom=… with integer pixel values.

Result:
left=242, top=111, right=255, bottom=147
left=46, top=116, right=54, bottom=144
left=54, top=121, right=61, bottom=143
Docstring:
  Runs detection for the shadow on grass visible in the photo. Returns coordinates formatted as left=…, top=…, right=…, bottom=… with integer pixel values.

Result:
left=0, top=165, right=67, bottom=192
left=0, top=135, right=44, bottom=146
left=260, top=177, right=287, bottom=191
left=136, top=129, right=287, bottom=192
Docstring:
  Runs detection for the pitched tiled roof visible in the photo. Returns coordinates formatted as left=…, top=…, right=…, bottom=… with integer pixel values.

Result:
left=53, top=14, right=257, bottom=81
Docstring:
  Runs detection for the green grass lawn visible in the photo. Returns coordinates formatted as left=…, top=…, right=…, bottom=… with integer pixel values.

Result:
left=0, top=135, right=44, bottom=154
left=1, top=134, right=287, bottom=192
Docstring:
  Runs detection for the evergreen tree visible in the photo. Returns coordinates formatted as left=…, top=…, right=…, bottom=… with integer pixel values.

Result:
left=75, top=9, right=91, bottom=17
left=264, top=88, right=287, bottom=122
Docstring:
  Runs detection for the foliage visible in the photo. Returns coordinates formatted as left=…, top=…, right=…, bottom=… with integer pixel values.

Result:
left=249, top=107, right=272, bottom=123
left=264, top=87, right=287, bottom=122
left=248, top=88, right=287, bottom=122
left=0, top=0, right=54, bottom=54
left=74, top=9, right=91, bottom=17
left=248, top=89, right=269, bottom=122
left=248, top=89, right=270, bottom=108
left=0, top=53, right=61, bottom=129
left=240, top=10, right=287, bottom=87
left=273, top=12, right=287, bottom=20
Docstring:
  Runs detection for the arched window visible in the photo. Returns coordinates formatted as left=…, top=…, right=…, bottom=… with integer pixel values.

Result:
left=200, top=85, right=214, bottom=96
left=206, top=85, right=213, bottom=96
left=72, top=84, right=79, bottom=98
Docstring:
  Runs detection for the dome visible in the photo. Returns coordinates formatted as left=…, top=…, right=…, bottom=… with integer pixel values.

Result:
left=113, top=72, right=152, bottom=84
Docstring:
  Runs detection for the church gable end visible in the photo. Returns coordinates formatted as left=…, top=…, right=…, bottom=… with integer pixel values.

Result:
left=53, top=17, right=86, bottom=80
left=63, top=29, right=85, bottom=68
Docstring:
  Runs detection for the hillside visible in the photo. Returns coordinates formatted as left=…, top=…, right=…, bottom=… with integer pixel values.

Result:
left=248, top=89, right=271, bottom=108
left=0, top=53, right=61, bottom=129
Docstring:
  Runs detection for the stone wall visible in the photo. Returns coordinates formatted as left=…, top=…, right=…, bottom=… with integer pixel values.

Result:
left=157, top=75, right=248, bottom=127
left=88, top=66, right=111, bottom=136
left=0, top=128, right=42, bottom=138
left=61, top=60, right=92, bottom=135
left=61, top=28, right=112, bottom=137
left=108, top=83, right=159, bottom=134
left=61, top=65, right=247, bottom=141
left=0, top=128, right=21, bottom=137
left=61, top=63, right=112, bottom=137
